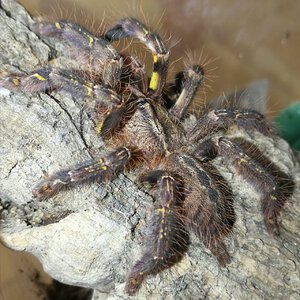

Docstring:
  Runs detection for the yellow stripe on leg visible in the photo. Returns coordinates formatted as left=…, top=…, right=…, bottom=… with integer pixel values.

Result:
left=55, top=22, right=61, bottom=29
left=31, top=73, right=46, bottom=81
left=149, top=71, right=159, bottom=90
left=149, top=55, right=159, bottom=90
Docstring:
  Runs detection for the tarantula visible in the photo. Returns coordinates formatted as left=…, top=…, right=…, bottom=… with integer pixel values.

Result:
left=0, top=18, right=294, bottom=295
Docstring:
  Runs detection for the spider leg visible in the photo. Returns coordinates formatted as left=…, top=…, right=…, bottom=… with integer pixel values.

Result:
left=32, top=146, right=131, bottom=200
left=105, top=18, right=169, bottom=98
left=0, top=67, right=123, bottom=133
left=122, top=54, right=148, bottom=94
left=0, top=67, right=98, bottom=96
left=168, top=65, right=204, bottom=119
left=188, top=108, right=276, bottom=142
left=31, top=21, right=122, bottom=87
left=0, top=67, right=53, bottom=93
left=196, top=137, right=286, bottom=236
left=171, top=154, right=234, bottom=266
left=126, top=172, right=189, bottom=295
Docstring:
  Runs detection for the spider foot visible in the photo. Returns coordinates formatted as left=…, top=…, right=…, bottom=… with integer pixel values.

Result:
left=0, top=68, right=52, bottom=92
left=263, top=209, right=281, bottom=236
left=265, top=219, right=280, bottom=236
left=125, top=253, right=152, bottom=296
left=32, top=171, right=70, bottom=199
left=204, top=240, right=231, bottom=267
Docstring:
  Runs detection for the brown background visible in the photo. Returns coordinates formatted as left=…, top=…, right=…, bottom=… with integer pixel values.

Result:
left=18, top=0, right=300, bottom=116
left=1, top=1, right=300, bottom=299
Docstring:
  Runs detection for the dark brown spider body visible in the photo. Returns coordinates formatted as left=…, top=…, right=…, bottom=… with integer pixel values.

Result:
left=0, top=17, right=294, bottom=295
left=121, top=101, right=183, bottom=159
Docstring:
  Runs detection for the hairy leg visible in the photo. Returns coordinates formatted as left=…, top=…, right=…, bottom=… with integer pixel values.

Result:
left=168, top=65, right=204, bottom=120
left=33, top=146, right=131, bottom=199
left=31, top=20, right=122, bottom=87
left=173, top=154, right=234, bottom=266
left=195, top=137, right=288, bottom=235
left=126, top=172, right=189, bottom=295
left=188, top=108, right=276, bottom=142
left=105, top=18, right=169, bottom=98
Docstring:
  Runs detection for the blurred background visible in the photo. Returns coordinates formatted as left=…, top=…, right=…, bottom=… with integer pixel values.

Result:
left=17, top=0, right=300, bottom=116
left=1, top=0, right=300, bottom=299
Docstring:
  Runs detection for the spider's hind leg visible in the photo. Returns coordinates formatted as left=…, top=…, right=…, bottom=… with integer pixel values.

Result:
left=126, top=172, right=189, bottom=295
left=196, top=137, right=289, bottom=236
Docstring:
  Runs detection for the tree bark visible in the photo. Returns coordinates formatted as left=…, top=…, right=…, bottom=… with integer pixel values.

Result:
left=0, top=1, right=299, bottom=299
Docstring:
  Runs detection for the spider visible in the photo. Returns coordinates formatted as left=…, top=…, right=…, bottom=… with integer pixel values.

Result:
left=0, top=18, right=294, bottom=295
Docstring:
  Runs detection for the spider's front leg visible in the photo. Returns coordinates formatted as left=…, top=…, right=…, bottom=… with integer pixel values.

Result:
left=0, top=67, right=114, bottom=98
left=125, top=172, right=189, bottom=295
left=195, top=137, right=287, bottom=236
left=105, top=18, right=169, bottom=98
left=0, top=67, right=124, bottom=134
left=167, top=65, right=204, bottom=119
left=32, top=146, right=131, bottom=199
left=31, top=21, right=122, bottom=86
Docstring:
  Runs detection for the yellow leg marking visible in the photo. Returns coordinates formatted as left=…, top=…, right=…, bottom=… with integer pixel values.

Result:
left=149, top=55, right=159, bottom=90
left=31, top=73, right=46, bottom=81
left=88, top=35, right=94, bottom=47
left=142, top=26, right=149, bottom=36
left=12, top=78, right=20, bottom=86
left=97, top=120, right=104, bottom=133
left=84, top=165, right=107, bottom=173
left=149, top=71, right=159, bottom=90
left=70, top=77, right=78, bottom=84
left=55, top=22, right=61, bottom=29
left=157, top=207, right=165, bottom=214
left=85, top=81, right=94, bottom=87
left=83, top=85, right=93, bottom=96
left=83, top=31, right=94, bottom=47
left=238, top=158, right=248, bottom=165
